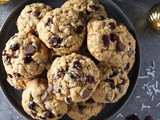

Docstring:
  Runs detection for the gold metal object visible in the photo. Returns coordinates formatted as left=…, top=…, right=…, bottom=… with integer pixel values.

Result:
left=148, top=3, right=160, bottom=31
left=0, top=0, right=10, bottom=5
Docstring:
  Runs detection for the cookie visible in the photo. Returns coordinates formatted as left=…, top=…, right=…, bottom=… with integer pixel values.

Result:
left=47, top=53, right=100, bottom=103
left=2, top=33, right=49, bottom=79
left=37, top=7, right=86, bottom=55
left=17, top=3, right=52, bottom=33
left=87, top=18, right=136, bottom=72
left=92, top=62, right=130, bottom=103
left=6, top=71, right=31, bottom=90
left=22, top=78, right=68, bottom=120
left=67, top=98, right=103, bottom=120
left=87, top=0, right=107, bottom=21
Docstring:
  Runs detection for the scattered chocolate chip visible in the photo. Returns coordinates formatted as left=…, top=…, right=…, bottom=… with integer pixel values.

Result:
left=32, top=11, right=40, bottom=18
left=86, top=98, right=95, bottom=104
left=7, top=74, right=13, bottom=78
left=116, top=84, right=121, bottom=91
left=53, top=85, right=60, bottom=93
left=13, top=73, right=21, bottom=77
left=84, top=75, right=95, bottom=83
left=10, top=44, right=19, bottom=51
left=110, top=33, right=119, bottom=42
left=41, top=92, right=48, bottom=101
left=24, top=45, right=35, bottom=55
left=75, top=25, right=84, bottom=34
left=125, top=114, right=140, bottom=120
left=89, top=5, right=99, bottom=10
left=100, top=16, right=105, bottom=20
left=80, top=89, right=91, bottom=99
left=28, top=100, right=36, bottom=110
left=49, top=36, right=61, bottom=48
left=46, top=18, right=52, bottom=26
left=68, top=72, right=76, bottom=79
left=23, top=55, right=33, bottom=64
left=116, top=42, right=125, bottom=52
left=102, top=35, right=110, bottom=48
left=120, top=79, right=126, bottom=85
left=124, top=63, right=130, bottom=71
left=86, top=10, right=91, bottom=15
left=73, top=61, right=81, bottom=69
left=44, top=110, right=55, bottom=118
left=145, top=115, right=154, bottom=120
left=64, top=97, right=72, bottom=104
left=57, top=114, right=62, bottom=117
left=34, top=31, right=39, bottom=37
left=108, top=22, right=116, bottom=29
left=28, top=10, right=32, bottom=13
left=109, top=70, right=118, bottom=78
left=78, top=105, right=86, bottom=114
left=128, top=49, right=134, bottom=57
left=105, top=79, right=115, bottom=89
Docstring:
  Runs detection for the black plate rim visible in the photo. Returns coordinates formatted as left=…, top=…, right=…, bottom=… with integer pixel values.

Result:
left=0, top=0, right=141, bottom=120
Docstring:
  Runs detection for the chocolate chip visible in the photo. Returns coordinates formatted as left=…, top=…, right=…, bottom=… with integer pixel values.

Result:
left=89, top=5, right=99, bottom=10
left=10, top=44, right=19, bottom=51
left=124, top=63, right=130, bottom=71
left=32, top=11, right=40, bottom=18
left=110, top=33, right=119, bottom=42
left=80, top=89, right=91, bottom=99
left=57, top=114, right=62, bottom=117
left=120, top=79, right=126, bottom=85
left=84, top=75, right=95, bottom=84
left=109, top=70, right=118, bottom=78
left=100, top=16, right=105, bottom=20
left=13, top=73, right=21, bottom=77
left=102, top=35, right=110, bottom=48
left=28, top=100, right=36, bottom=110
left=78, top=105, right=86, bottom=114
left=105, top=79, right=115, bottom=89
left=64, top=97, right=72, bottom=104
left=108, top=22, right=116, bottom=29
left=24, top=45, right=35, bottom=55
left=2, top=50, right=7, bottom=56
left=86, top=10, right=91, bottom=15
left=23, top=56, right=33, bottom=64
left=49, top=36, right=61, bottom=48
left=145, top=115, right=154, bottom=120
left=68, top=72, right=76, bottom=79
left=73, top=61, right=81, bottom=69
left=75, top=25, right=84, bottom=34
left=86, top=98, right=95, bottom=104
left=46, top=18, right=52, bottom=26
left=7, top=74, right=13, bottom=78
left=28, top=10, right=32, bottom=13
left=125, top=114, right=140, bottom=120
left=128, top=49, right=134, bottom=57
left=44, top=110, right=55, bottom=118
left=116, top=42, right=125, bottom=52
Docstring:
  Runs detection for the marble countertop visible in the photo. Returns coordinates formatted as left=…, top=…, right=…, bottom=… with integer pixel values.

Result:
left=0, top=0, right=160, bottom=120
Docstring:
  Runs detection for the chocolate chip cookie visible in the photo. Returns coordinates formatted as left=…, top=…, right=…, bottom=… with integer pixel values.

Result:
left=17, top=3, right=52, bottom=33
left=67, top=98, right=103, bottom=120
left=22, top=78, right=68, bottom=120
left=37, top=7, right=86, bottom=55
left=92, top=62, right=130, bottom=103
left=2, top=33, right=49, bottom=79
left=47, top=53, right=100, bottom=103
left=87, top=18, right=136, bottom=72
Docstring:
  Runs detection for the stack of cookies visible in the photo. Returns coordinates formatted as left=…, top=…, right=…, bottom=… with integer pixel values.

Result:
left=2, top=0, right=136, bottom=120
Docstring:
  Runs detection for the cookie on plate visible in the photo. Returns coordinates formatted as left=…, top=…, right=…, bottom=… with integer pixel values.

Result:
left=22, top=78, right=68, bottom=120
left=87, top=18, right=136, bottom=72
left=92, top=62, right=130, bottom=103
left=2, top=33, right=49, bottom=79
left=37, top=7, right=86, bottom=55
left=6, top=71, right=31, bottom=90
left=17, top=3, right=52, bottom=33
left=87, top=0, right=107, bottom=21
left=47, top=53, right=100, bottom=103
left=67, top=98, right=103, bottom=120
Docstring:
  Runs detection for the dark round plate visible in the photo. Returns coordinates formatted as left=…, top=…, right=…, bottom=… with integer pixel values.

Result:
left=0, top=0, right=140, bottom=120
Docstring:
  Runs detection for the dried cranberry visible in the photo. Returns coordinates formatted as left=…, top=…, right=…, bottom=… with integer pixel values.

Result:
left=10, top=44, right=19, bottom=51
left=108, top=22, right=116, bottom=29
left=84, top=75, right=95, bottom=83
left=49, top=36, right=61, bottom=48
left=73, top=61, right=81, bottom=69
left=102, top=35, right=110, bottom=48
left=68, top=72, right=76, bottom=79
left=110, top=33, right=119, bottom=42
left=32, top=11, right=40, bottom=18
left=13, top=73, right=21, bottom=77
left=125, top=114, right=140, bottom=120
left=75, top=25, right=84, bottom=34
left=46, top=18, right=52, bottom=26
left=145, top=115, right=154, bottom=120
left=116, top=42, right=125, bottom=52
left=89, top=5, right=99, bottom=10
left=44, top=110, right=55, bottom=118
left=28, top=100, right=36, bottom=110
left=78, top=105, right=86, bottom=114
left=23, top=56, right=33, bottom=64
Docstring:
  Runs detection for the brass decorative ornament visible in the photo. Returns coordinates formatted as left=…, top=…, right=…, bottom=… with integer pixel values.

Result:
left=0, top=0, right=10, bottom=5
left=148, top=3, right=160, bottom=31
